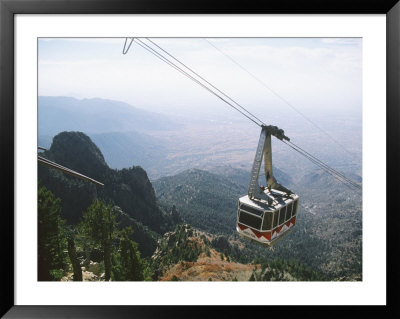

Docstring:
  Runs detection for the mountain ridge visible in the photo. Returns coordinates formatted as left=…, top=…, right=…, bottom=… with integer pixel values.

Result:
left=38, top=131, right=180, bottom=257
left=38, top=96, right=179, bottom=136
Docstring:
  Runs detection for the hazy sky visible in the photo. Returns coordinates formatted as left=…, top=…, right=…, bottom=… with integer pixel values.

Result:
left=38, top=37, right=362, bottom=121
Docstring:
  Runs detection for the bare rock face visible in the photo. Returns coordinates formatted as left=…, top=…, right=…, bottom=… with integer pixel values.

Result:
left=50, top=131, right=109, bottom=181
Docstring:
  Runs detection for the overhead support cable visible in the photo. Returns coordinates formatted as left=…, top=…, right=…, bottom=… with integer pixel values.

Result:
left=125, top=38, right=361, bottom=191
left=286, top=141, right=361, bottom=189
left=38, top=155, right=104, bottom=187
left=204, top=38, right=358, bottom=161
left=134, top=39, right=261, bottom=126
left=146, top=38, right=266, bottom=127
left=122, top=37, right=134, bottom=54
left=282, top=141, right=361, bottom=190
left=133, top=38, right=263, bottom=127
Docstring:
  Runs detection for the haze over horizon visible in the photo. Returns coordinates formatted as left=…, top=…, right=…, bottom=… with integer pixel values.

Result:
left=39, top=37, right=362, bottom=120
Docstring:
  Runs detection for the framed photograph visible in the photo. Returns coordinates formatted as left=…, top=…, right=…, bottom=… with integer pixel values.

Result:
left=1, top=0, right=398, bottom=317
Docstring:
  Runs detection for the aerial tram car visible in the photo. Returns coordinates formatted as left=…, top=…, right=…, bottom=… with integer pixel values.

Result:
left=120, top=37, right=363, bottom=247
left=236, top=125, right=299, bottom=246
left=121, top=38, right=312, bottom=246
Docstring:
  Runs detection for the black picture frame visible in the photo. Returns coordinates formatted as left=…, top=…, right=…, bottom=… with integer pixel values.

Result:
left=1, top=0, right=398, bottom=317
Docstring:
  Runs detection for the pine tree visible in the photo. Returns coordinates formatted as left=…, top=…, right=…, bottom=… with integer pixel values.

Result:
left=66, top=228, right=82, bottom=281
left=80, top=199, right=117, bottom=281
left=38, top=186, right=66, bottom=281
left=113, top=227, right=144, bottom=281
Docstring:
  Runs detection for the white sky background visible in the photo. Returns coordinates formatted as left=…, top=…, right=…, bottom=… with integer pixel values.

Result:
left=38, top=37, right=362, bottom=121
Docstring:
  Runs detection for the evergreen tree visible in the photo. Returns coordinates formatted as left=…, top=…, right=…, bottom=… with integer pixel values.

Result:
left=112, top=227, right=144, bottom=281
left=80, top=199, right=117, bottom=281
left=66, top=228, right=82, bottom=281
left=38, top=186, right=66, bottom=281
